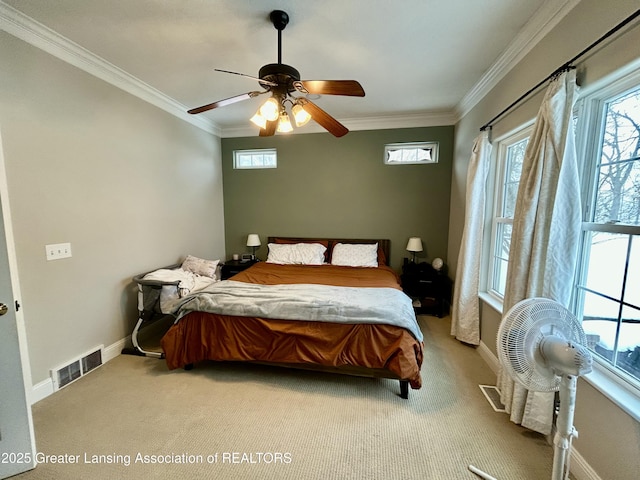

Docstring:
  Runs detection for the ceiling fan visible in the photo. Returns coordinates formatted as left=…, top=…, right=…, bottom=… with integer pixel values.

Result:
left=187, top=10, right=365, bottom=137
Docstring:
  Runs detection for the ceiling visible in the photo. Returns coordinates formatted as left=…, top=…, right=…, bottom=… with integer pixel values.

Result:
left=1, top=0, right=576, bottom=137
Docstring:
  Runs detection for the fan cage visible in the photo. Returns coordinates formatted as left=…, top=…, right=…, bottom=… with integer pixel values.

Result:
left=497, top=298, right=586, bottom=392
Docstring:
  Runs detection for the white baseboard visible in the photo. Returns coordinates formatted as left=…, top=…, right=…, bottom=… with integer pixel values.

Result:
left=103, top=337, right=127, bottom=363
left=570, top=450, right=603, bottom=480
left=30, top=377, right=54, bottom=404
left=478, top=340, right=500, bottom=375
left=476, top=341, right=601, bottom=480
left=30, top=336, right=128, bottom=405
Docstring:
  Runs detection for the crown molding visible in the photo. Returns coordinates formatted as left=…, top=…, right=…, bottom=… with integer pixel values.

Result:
left=0, top=1, right=220, bottom=136
left=344, top=110, right=458, bottom=132
left=221, top=110, right=458, bottom=138
left=455, top=0, right=582, bottom=122
left=2, top=0, right=580, bottom=137
left=2, top=0, right=447, bottom=139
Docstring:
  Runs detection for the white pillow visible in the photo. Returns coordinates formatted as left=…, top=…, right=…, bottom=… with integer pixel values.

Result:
left=181, top=255, right=220, bottom=278
left=331, top=243, right=378, bottom=267
left=266, top=243, right=327, bottom=265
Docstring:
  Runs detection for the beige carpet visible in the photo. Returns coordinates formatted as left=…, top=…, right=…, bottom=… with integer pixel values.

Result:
left=14, top=315, right=554, bottom=479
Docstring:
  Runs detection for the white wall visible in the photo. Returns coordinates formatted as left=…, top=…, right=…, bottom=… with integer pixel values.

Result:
left=448, top=1, right=640, bottom=478
left=0, top=32, right=226, bottom=385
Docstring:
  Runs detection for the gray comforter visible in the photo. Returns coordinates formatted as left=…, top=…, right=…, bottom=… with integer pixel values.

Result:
left=176, top=280, right=423, bottom=341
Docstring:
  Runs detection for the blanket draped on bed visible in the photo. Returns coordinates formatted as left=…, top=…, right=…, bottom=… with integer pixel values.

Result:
left=176, top=280, right=423, bottom=342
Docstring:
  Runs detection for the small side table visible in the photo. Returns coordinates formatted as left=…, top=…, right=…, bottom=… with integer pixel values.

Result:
left=221, top=259, right=258, bottom=280
left=400, top=261, right=451, bottom=317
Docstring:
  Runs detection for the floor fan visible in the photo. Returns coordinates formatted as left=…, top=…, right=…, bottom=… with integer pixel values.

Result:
left=469, top=297, right=593, bottom=480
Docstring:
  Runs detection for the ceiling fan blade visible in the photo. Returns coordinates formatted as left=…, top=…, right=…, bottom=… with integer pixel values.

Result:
left=294, top=80, right=365, bottom=97
left=297, top=98, right=349, bottom=137
left=259, top=119, right=278, bottom=137
left=215, top=69, right=278, bottom=87
left=188, top=91, right=264, bottom=114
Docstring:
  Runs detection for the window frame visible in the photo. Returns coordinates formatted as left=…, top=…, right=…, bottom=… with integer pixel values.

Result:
left=479, top=60, right=640, bottom=421
left=485, top=123, right=533, bottom=302
left=233, top=148, right=277, bottom=169
left=384, top=142, right=439, bottom=165
left=572, top=64, right=640, bottom=410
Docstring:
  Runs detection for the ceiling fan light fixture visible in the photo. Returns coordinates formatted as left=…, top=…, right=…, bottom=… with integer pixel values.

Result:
left=187, top=10, right=363, bottom=138
left=276, top=112, right=293, bottom=133
left=259, top=97, right=280, bottom=121
left=292, top=103, right=311, bottom=127
left=249, top=110, right=267, bottom=129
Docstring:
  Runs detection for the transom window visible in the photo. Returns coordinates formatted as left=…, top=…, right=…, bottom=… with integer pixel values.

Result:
left=384, top=142, right=439, bottom=165
left=233, top=149, right=277, bottom=169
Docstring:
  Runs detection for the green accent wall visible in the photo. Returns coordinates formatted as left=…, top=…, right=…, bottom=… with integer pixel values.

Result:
left=222, top=126, right=453, bottom=272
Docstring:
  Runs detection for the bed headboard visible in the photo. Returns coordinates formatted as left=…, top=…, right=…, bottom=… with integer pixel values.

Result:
left=267, top=237, right=391, bottom=266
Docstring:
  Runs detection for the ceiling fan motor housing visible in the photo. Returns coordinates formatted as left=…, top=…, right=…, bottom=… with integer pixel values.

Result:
left=259, top=63, right=300, bottom=94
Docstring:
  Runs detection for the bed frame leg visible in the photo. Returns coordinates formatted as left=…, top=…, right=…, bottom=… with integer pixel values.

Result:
left=399, top=380, right=409, bottom=399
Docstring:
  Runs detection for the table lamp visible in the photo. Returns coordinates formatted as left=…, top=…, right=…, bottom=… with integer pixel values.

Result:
left=406, top=237, right=423, bottom=263
left=246, top=234, right=261, bottom=259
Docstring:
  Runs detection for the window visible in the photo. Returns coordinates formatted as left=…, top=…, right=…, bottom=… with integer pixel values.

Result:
left=384, top=142, right=439, bottom=165
left=233, top=149, right=277, bottom=169
left=574, top=72, right=640, bottom=391
left=486, top=126, right=532, bottom=299
left=481, top=64, right=640, bottom=415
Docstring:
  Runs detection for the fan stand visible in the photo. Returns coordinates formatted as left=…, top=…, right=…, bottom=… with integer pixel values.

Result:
left=552, top=374, right=579, bottom=480
left=469, top=375, right=579, bottom=480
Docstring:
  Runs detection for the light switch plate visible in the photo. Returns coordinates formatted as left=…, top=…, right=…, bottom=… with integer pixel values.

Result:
left=46, top=243, right=72, bottom=261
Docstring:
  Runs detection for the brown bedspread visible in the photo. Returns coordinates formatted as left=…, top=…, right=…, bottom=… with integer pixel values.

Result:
left=161, top=262, right=423, bottom=389
left=231, top=261, right=403, bottom=289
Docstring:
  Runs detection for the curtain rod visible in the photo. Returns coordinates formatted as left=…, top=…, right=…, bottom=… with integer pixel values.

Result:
left=480, top=8, right=640, bottom=132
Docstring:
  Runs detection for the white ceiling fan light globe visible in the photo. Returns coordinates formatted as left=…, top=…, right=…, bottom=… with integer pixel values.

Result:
left=259, top=97, right=280, bottom=121
left=249, top=110, right=267, bottom=128
left=276, top=112, right=293, bottom=132
left=292, top=103, right=311, bottom=126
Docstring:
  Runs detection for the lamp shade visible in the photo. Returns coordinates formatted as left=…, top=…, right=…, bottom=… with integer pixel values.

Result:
left=406, top=237, right=423, bottom=252
left=249, top=110, right=267, bottom=129
left=276, top=112, right=293, bottom=133
left=246, top=234, right=261, bottom=247
left=292, top=103, right=311, bottom=127
left=259, top=97, right=280, bottom=121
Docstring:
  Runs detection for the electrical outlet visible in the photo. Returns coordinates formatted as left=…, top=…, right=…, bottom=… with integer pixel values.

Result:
left=45, top=243, right=72, bottom=261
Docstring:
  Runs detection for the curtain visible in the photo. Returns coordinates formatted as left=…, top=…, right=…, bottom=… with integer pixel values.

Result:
left=498, top=69, right=581, bottom=435
left=451, top=130, right=492, bottom=345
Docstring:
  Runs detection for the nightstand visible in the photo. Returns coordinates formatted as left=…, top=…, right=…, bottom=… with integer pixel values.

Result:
left=400, top=261, right=451, bottom=317
left=221, top=259, right=258, bottom=280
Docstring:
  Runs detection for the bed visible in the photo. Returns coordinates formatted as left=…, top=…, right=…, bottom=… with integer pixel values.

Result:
left=160, top=237, right=424, bottom=398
